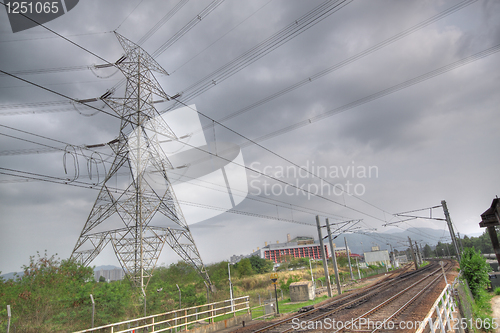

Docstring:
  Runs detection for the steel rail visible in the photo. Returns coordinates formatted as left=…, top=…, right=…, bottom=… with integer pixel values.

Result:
left=253, top=261, right=442, bottom=333
left=368, top=267, right=449, bottom=332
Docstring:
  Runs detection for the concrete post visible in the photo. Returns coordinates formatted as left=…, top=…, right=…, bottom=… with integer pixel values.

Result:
left=316, top=215, right=332, bottom=297
left=344, top=237, right=354, bottom=280
left=442, top=200, right=461, bottom=261
left=326, top=218, right=341, bottom=295
left=408, top=237, right=418, bottom=270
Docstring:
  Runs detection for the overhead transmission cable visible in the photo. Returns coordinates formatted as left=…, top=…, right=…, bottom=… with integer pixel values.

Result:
left=167, top=0, right=352, bottom=109
left=0, top=123, right=351, bottom=221
left=239, top=42, right=500, bottom=146
left=0, top=0, right=385, bottom=226
left=165, top=39, right=500, bottom=224
left=3, top=39, right=499, bottom=226
left=2, top=1, right=495, bottom=227
left=0, top=0, right=476, bottom=115
left=115, top=0, right=147, bottom=31
left=0, top=2, right=114, bottom=67
left=151, top=0, right=225, bottom=58
left=108, top=0, right=225, bottom=94
left=213, top=0, right=478, bottom=124
left=171, top=0, right=274, bottom=74
left=2, top=36, right=499, bottom=227
left=0, top=166, right=320, bottom=226
left=136, top=0, right=190, bottom=46
left=0, top=64, right=385, bottom=223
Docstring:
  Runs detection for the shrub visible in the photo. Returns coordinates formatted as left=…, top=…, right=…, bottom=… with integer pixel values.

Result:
left=460, top=247, right=491, bottom=298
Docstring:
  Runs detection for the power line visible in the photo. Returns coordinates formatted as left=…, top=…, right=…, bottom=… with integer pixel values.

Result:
left=0, top=31, right=112, bottom=44
left=109, top=0, right=225, bottom=97
left=151, top=0, right=226, bottom=58
left=115, top=0, right=147, bottom=31
left=165, top=38, right=500, bottom=224
left=0, top=123, right=351, bottom=222
left=167, top=0, right=352, bottom=108
left=136, top=0, right=190, bottom=46
left=3, top=41, right=499, bottom=229
left=0, top=2, right=114, bottom=67
left=240, top=42, right=500, bottom=145
left=0, top=166, right=318, bottom=226
left=171, top=0, right=274, bottom=74
left=213, top=0, right=478, bottom=125
left=1, top=2, right=496, bottom=231
left=0, top=69, right=122, bottom=121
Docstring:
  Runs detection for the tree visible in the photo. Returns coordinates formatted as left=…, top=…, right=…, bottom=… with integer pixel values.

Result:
left=248, top=255, right=273, bottom=274
left=423, top=244, right=433, bottom=258
left=460, top=247, right=491, bottom=298
left=236, top=258, right=253, bottom=277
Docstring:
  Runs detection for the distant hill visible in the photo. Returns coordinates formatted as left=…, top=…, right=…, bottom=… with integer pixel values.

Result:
left=0, top=271, right=21, bottom=281
left=1, top=265, right=122, bottom=281
left=93, top=265, right=121, bottom=271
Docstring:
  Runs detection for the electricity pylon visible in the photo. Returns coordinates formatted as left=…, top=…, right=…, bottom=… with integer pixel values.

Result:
left=71, top=32, right=211, bottom=291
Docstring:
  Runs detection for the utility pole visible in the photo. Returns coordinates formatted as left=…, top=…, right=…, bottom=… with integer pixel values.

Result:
left=442, top=200, right=461, bottom=261
left=309, top=259, right=315, bottom=287
left=176, top=284, right=181, bottom=309
left=204, top=281, right=210, bottom=304
left=326, top=218, right=341, bottom=295
left=228, top=263, right=234, bottom=312
left=316, top=216, right=332, bottom=297
left=415, top=242, right=422, bottom=265
left=355, top=257, right=361, bottom=279
left=90, top=294, right=95, bottom=328
left=344, top=237, right=354, bottom=280
left=6, top=305, right=11, bottom=333
left=387, top=243, right=394, bottom=268
left=408, top=237, right=418, bottom=270
left=457, top=232, right=464, bottom=253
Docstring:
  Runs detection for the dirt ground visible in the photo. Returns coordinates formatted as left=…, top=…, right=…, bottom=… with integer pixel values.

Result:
left=491, top=295, right=500, bottom=333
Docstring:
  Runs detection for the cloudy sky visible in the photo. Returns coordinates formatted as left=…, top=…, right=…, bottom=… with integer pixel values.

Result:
left=0, top=0, right=499, bottom=274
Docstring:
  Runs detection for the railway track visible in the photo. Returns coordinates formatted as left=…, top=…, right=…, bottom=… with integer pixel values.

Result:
left=249, top=260, right=453, bottom=333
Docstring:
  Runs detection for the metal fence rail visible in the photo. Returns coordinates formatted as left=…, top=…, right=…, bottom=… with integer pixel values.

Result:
left=416, top=284, right=457, bottom=333
left=72, top=296, right=250, bottom=333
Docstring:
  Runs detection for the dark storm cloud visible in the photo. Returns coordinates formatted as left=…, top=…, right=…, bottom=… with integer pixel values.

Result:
left=0, top=0, right=499, bottom=273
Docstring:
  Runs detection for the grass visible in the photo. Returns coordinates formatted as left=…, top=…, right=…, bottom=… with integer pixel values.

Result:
left=277, top=295, right=329, bottom=313
left=461, top=285, right=495, bottom=333
left=250, top=295, right=329, bottom=320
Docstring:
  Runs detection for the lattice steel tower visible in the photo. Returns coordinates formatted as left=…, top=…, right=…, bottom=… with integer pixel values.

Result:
left=71, top=33, right=211, bottom=291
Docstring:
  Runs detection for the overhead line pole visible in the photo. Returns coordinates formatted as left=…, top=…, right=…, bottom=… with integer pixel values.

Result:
left=326, top=218, right=341, bottom=295
left=408, top=237, right=418, bottom=270
left=316, top=216, right=332, bottom=297
left=441, top=200, right=461, bottom=262
left=344, top=237, right=354, bottom=280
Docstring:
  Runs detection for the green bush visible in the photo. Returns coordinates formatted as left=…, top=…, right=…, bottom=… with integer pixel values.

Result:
left=460, top=247, right=491, bottom=298
left=279, top=276, right=300, bottom=293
